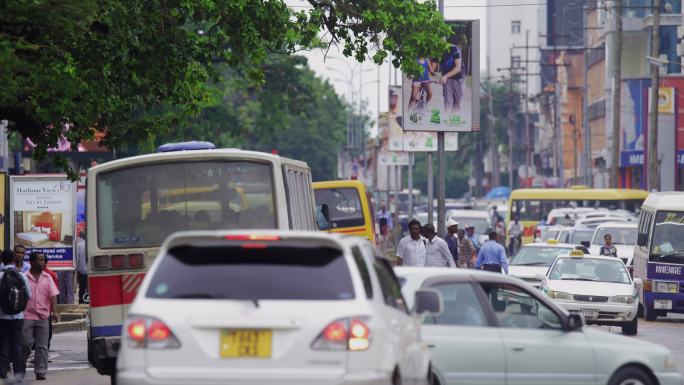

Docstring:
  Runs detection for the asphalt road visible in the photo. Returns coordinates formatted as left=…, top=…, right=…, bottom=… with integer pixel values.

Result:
left=8, top=314, right=684, bottom=385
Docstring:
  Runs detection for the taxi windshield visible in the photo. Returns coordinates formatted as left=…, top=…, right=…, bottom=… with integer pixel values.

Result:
left=548, top=258, right=630, bottom=284
left=510, top=246, right=574, bottom=266
left=650, top=211, right=684, bottom=265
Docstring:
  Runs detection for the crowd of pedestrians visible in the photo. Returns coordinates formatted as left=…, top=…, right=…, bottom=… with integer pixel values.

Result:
left=395, top=219, right=509, bottom=274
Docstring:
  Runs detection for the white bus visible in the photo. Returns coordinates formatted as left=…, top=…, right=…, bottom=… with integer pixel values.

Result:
left=633, top=192, right=684, bottom=322
left=86, top=142, right=317, bottom=380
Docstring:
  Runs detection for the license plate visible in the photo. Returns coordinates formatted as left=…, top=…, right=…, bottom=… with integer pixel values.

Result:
left=653, top=300, right=672, bottom=310
left=220, top=330, right=272, bottom=358
left=579, top=309, right=599, bottom=319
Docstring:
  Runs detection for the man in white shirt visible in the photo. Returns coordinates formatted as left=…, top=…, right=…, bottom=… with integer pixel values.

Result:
left=396, top=219, right=426, bottom=267
left=423, top=224, right=456, bottom=268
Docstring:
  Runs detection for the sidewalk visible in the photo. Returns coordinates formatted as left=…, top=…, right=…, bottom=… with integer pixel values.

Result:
left=53, top=304, right=88, bottom=334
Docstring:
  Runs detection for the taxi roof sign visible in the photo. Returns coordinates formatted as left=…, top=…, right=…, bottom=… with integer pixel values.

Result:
left=569, top=250, right=584, bottom=257
left=546, top=239, right=559, bottom=245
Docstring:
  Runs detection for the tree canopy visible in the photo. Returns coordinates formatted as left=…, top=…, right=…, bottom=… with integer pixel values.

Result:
left=0, top=0, right=451, bottom=175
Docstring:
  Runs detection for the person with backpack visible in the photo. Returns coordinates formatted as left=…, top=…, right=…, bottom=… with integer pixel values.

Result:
left=22, top=253, right=59, bottom=381
left=0, top=250, right=31, bottom=381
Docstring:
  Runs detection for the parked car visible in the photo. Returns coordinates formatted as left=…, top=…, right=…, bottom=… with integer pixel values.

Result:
left=117, top=231, right=440, bottom=385
left=508, top=242, right=577, bottom=287
left=539, top=251, right=640, bottom=335
left=588, top=222, right=638, bottom=269
left=397, top=267, right=681, bottom=385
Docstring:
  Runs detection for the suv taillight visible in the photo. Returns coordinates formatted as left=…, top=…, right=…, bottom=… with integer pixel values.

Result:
left=125, top=316, right=180, bottom=349
left=311, top=317, right=371, bottom=351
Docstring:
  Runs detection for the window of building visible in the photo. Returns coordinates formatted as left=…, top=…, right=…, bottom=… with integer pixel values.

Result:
left=511, top=20, right=521, bottom=34
left=512, top=56, right=522, bottom=69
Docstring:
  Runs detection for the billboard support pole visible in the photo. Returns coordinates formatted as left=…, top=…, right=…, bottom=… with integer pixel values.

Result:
left=408, top=153, right=414, bottom=219
left=437, top=0, right=446, bottom=236
left=427, top=152, right=434, bottom=226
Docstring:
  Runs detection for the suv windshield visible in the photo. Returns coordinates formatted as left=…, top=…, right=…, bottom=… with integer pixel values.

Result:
left=592, top=227, right=637, bottom=245
left=650, top=211, right=684, bottom=265
left=549, top=258, right=630, bottom=284
left=569, top=230, right=594, bottom=244
left=146, top=245, right=355, bottom=300
left=510, top=246, right=573, bottom=266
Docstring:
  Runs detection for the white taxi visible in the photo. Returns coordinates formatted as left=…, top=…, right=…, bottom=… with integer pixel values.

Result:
left=508, top=241, right=576, bottom=288
left=539, top=251, right=640, bottom=335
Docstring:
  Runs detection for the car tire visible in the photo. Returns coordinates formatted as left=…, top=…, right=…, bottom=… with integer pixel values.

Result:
left=621, top=316, right=638, bottom=336
left=608, top=367, right=654, bottom=385
left=643, top=305, right=657, bottom=322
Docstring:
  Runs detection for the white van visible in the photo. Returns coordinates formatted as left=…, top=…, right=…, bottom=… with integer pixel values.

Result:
left=632, top=192, right=684, bottom=321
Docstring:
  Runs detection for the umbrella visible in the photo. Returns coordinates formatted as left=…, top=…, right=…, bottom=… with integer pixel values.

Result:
left=484, top=186, right=511, bottom=200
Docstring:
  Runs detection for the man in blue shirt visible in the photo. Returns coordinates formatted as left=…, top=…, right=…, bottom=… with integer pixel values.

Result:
left=465, top=224, right=480, bottom=250
left=13, top=246, right=30, bottom=274
left=0, top=250, right=31, bottom=381
left=444, top=220, right=459, bottom=265
left=475, top=232, right=509, bottom=274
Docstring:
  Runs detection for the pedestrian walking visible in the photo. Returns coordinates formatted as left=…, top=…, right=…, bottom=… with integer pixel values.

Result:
left=423, top=224, right=456, bottom=268
left=42, top=259, right=58, bottom=352
left=475, top=232, right=509, bottom=274
left=75, top=232, right=88, bottom=304
left=495, top=216, right=506, bottom=245
left=0, top=250, right=31, bottom=381
left=600, top=234, right=618, bottom=257
left=57, top=268, right=74, bottom=305
left=23, top=253, right=59, bottom=381
left=465, top=224, right=481, bottom=250
left=507, top=216, right=523, bottom=256
left=13, top=246, right=30, bottom=274
left=456, top=228, right=476, bottom=268
left=376, top=203, right=394, bottom=231
left=396, top=220, right=427, bottom=267
left=444, top=220, right=459, bottom=265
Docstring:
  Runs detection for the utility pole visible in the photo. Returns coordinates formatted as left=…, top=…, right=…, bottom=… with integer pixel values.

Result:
left=524, top=30, right=532, bottom=187
left=610, top=0, right=623, bottom=188
left=648, top=0, right=660, bottom=191
left=582, top=2, right=592, bottom=186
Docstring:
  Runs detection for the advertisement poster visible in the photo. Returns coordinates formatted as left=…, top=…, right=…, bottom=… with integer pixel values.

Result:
left=10, top=176, right=77, bottom=270
left=402, top=20, right=480, bottom=132
left=390, top=86, right=459, bottom=152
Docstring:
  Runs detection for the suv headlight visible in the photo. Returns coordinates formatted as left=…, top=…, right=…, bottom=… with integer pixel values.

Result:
left=610, top=295, right=635, bottom=304
left=547, top=290, right=572, bottom=300
left=665, top=354, right=678, bottom=369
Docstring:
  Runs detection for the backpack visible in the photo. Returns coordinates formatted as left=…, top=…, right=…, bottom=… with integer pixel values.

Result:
left=0, top=269, right=29, bottom=315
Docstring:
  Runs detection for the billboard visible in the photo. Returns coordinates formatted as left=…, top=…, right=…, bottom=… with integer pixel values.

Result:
left=389, top=86, right=459, bottom=151
left=10, top=176, right=77, bottom=270
left=402, top=20, right=480, bottom=132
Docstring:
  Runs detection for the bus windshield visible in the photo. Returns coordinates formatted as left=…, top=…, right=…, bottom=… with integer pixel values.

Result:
left=97, top=161, right=276, bottom=248
left=650, top=211, right=684, bottom=265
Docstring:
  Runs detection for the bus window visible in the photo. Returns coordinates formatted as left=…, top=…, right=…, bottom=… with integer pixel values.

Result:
left=97, top=161, right=276, bottom=248
left=514, top=200, right=542, bottom=221
left=314, top=188, right=365, bottom=229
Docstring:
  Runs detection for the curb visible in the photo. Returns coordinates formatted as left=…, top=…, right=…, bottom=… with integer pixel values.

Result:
left=53, top=319, right=86, bottom=334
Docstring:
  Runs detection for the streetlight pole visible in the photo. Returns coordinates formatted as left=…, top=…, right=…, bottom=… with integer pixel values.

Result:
left=648, top=0, right=660, bottom=191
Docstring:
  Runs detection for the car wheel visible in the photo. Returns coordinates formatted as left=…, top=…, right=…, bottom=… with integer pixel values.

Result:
left=608, top=367, right=654, bottom=385
left=643, top=305, right=657, bottom=322
left=621, top=316, right=638, bottom=336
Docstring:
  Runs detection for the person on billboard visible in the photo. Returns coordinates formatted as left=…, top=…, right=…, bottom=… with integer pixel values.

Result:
left=439, top=35, right=467, bottom=112
left=408, top=57, right=437, bottom=111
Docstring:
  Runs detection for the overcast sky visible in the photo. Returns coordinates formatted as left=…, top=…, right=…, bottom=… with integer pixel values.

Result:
left=286, top=0, right=489, bottom=136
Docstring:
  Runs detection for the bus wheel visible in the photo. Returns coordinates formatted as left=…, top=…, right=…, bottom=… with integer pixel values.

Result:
left=643, top=305, right=657, bottom=322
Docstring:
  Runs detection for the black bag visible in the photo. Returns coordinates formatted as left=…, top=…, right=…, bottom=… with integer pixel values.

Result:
left=0, top=270, right=29, bottom=315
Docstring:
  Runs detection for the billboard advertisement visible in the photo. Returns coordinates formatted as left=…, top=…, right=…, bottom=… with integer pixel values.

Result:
left=389, top=86, right=459, bottom=151
left=10, top=176, right=77, bottom=270
left=402, top=20, right=480, bottom=132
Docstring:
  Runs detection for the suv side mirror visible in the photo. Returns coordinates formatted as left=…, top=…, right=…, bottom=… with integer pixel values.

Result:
left=633, top=278, right=643, bottom=287
left=636, top=233, right=648, bottom=247
left=565, top=313, right=584, bottom=332
left=580, top=241, right=590, bottom=248
left=534, top=273, right=547, bottom=282
left=414, top=289, right=443, bottom=316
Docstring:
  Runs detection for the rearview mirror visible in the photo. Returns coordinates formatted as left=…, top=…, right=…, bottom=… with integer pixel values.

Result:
left=636, top=233, right=648, bottom=247
left=534, top=273, right=547, bottom=282
left=565, top=313, right=584, bottom=332
left=633, top=278, right=643, bottom=287
left=580, top=241, right=590, bottom=248
left=414, top=289, right=443, bottom=316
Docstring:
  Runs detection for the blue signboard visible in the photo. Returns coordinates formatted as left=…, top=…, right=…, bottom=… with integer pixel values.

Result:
left=678, top=151, right=684, bottom=165
left=620, top=150, right=645, bottom=167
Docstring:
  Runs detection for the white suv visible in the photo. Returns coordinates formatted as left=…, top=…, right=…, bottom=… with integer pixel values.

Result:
left=116, top=230, right=438, bottom=385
